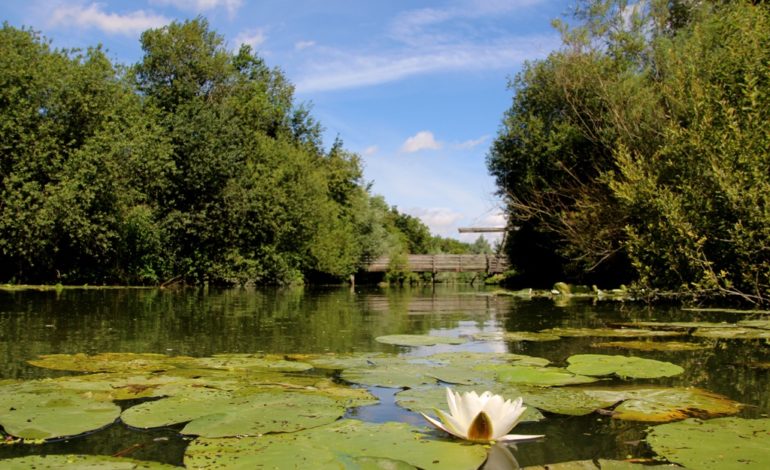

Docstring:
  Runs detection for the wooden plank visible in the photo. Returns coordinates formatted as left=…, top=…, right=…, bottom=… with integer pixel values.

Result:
left=364, top=254, right=509, bottom=273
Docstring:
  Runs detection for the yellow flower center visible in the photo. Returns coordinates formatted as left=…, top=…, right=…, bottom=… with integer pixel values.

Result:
left=467, top=411, right=493, bottom=441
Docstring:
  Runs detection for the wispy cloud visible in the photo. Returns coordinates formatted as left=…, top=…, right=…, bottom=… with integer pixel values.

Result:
left=401, top=131, right=442, bottom=153
left=407, top=207, right=465, bottom=237
left=295, top=40, right=316, bottom=51
left=455, top=135, right=489, bottom=149
left=234, top=28, right=266, bottom=49
left=362, top=145, right=379, bottom=156
left=294, top=0, right=558, bottom=94
left=49, top=3, right=169, bottom=36
left=150, top=0, right=243, bottom=15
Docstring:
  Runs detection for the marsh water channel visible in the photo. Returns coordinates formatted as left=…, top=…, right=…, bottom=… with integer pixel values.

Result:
left=0, top=285, right=769, bottom=468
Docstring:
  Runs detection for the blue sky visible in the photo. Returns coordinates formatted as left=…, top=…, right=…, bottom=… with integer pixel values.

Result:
left=2, top=0, right=567, bottom=243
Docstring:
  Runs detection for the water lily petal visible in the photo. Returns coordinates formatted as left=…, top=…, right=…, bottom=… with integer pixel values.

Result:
left=496, top=433, right=545, bottom=442
left=435, top=408, right=467, bottom=438
left=490, top=401, right=527, bottom=439
left=420, top=412, right=461, bottom=439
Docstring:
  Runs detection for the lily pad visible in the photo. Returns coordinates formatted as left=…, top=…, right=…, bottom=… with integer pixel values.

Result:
left=375, top=334, right=467, bottom=346
left=189, top=353, right=313, bottom=372
left=0, top=385, right=120, bottom=440
left=395, top=385, right=545, bottom=422
left=27, top=353, right=196, bottom=373
left=522, top=460, right=677, bottom=469
left=692, top=327, right=770, bottom=339
left=121, top=389, right=345, bottom=437
left=590, top=341, right=709, bottom=352
left=566, top=354, right=684, bottom=379
left=472, top=331, right=561, bottom=342
left=539, top=328, right=683, bottom=338
left=488, top=365, right=599, bottom=387
left=616, top=321, right=736, bottom=330
left=340, top=357, right=440, bottom=388
left=515, top=386, right=620, bottom=416
left=647, top=417, right=770, bottom=469
left=184, top=419, right=488, bottom=470
left=583, top=387, right=742, bottom=421
left=0, top=455, right=180, bottom=469
left=737, top=319, right=770, bottom=330
left=426, top=351, right=550, bottom=367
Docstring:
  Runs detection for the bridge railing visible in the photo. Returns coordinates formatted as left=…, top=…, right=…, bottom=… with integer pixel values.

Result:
left=363, top=254, right=508, bottom=274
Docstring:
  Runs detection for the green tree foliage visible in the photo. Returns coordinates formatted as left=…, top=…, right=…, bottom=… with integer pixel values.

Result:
left=489, top=1, right=770, bottom=301
left=0, top=19, right=452, bottom=285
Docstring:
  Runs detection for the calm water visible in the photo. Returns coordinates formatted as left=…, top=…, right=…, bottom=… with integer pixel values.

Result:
left=0, top=285, right=768, bottom=467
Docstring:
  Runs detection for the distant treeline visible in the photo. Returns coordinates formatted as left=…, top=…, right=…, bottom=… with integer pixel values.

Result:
left=0, top=19, right=489, bottom=286
left=488, top=1, right=770, bottom=302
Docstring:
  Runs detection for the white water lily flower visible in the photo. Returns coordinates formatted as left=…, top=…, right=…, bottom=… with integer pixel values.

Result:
left=420, top=388, right=544, bottom=443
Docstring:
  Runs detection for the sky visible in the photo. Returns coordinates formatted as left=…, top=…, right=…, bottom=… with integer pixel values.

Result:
left=2, top=0, right=568, bottom=243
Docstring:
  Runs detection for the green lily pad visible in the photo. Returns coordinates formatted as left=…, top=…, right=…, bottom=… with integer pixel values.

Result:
left=489, top=365, right=599, bottom=387
left=522, top=460, right=677, bottom=469
left=515, top=386, right=619, bottom=416
left=566, top=354, right=684, bottom=379
left=426, top=351, right=550, bottom=367
left=590, top=341, right=709, bottom=351
left=395, top=385, right=545, bottom=422
left=737, top=319, right=770, bottom=330
left=617, top=321, right=736, bottom=330
left=0, top=454, right=181, bottom=469
left=539, top=328, right=683, bottom=338
left=375, top=334, right=467, bottom=346
left=290, top=352, right=391, bottom=370
left=472, top=331, right=561, bottom=342
left=692, top=327, right=770, bottom=339
left=340, top=357, right=439, bottom=388
left=0, top=385, right=120, bottom=440
left=27, top=353, right=196, bottom=373
left=189, top=353, right=313, bottom=372
left=647, top=417, right=770, bottom=469
left=583, top=387, right=742, bottom=422
left=184, top=419, right=488, bottom=470
left=121, top=389, right=345, bottom=437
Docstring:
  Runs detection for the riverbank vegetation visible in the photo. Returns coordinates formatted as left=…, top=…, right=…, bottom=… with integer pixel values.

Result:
left=489, top=0, right=770, bottom=303
left=0, top=19, right=484, bottom=286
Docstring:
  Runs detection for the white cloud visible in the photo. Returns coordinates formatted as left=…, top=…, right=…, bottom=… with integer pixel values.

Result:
left=362, top=145, right=379, bottom=156
left=406, top=207, right=465, bottom=236
left=49, top=3, right=169, bottom=36
left=401, top=131, right=442, bottom=153
left=294, top=34, right=558, bottom=93
left=456, top=135, right=489, bottom=149
left=295, top=40, right=316, bottom=51
left=150, top=0, right=243, bottom=14
left=234, top=29, right=266, bottom=49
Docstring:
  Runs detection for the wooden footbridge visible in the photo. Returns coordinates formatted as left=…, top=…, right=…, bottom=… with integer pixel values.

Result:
left=364, top=254, right=509, bottom=274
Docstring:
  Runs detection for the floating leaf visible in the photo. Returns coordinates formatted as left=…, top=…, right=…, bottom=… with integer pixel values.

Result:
left=616, top=321, right=736, bottom=330
left=395, top=385, right=545, bottom=422
left=566, top=354, right=684, bottom=379
left=189, top=353, right=313, bottom=372
left=0, top=384, right=120, bottom=440
left=0, top=454, right=180, bottom=469
left=184, top=419, right=488, bottom=470
left=647, top=417, right=770, bottom=469
left=290, top=352, right=390, bottom=370
left=426, top=351, right=550, bottom=367
left=489, top=365, right=598, bottom=387
left=583, top=387, right=742, bottom=422
left=121, top=389, right=345, bottom=437
left=590, top=341, right=709, bottom=352
left=27, top=353, right=196, bottom=373
left=472, top=331, right=561, bottom=342
left=692, top=327, right=770, bottom=339
left=737, top=319, right=770, bottom=330
left=375, top=334, right=467, bottom=346
left=539, top=328, right=683, bottom=338
left=340, top=357, right=439, bottom=388
left=515, top=386, right=619, bottom=416
left=522, top=460, right=678, bottom=469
